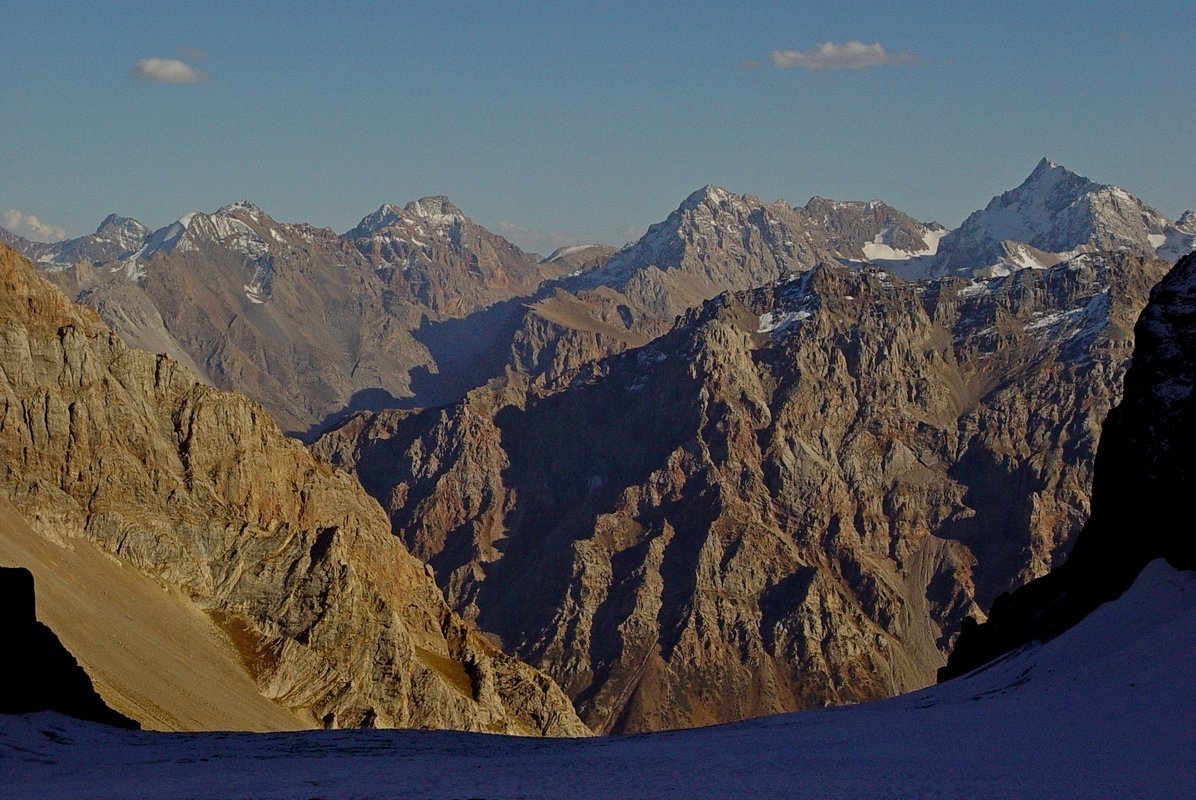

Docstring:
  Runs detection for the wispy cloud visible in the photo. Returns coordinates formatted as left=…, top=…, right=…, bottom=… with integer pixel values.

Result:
left=497, top=221, right=588, bottom=256
left=769, top=41, right=917, bottom=71
left=2, top=209, right=67, bottom=242
left=130, top=56, right=208, bottom=84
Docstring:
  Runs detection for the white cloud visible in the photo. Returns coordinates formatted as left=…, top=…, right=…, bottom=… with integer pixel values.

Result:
left=130, top=57, right=208, bottom=84
left=769, top=41, right=917, bottom=71
left=2, top=209, right=67, bottom=242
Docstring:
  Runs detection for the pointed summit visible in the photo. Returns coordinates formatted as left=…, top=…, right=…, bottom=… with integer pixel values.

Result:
left=351, top=203, right=402, bottom=234
left=1016, top=157, right=1097, bottom=197
left=679, top=184, right=737, bottom=210
left=1028, top=156, right=1064, bottom=176
left=349, top=197, right=466, bottom=237
left=95, top=213, right=147, bottom=236
left=925, top=159, right=1176, bottom=275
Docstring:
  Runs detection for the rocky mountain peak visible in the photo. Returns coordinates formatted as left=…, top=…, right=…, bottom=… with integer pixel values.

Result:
left=349, top=197, right=467, bottom=238
left=94, top=214, right=148, bottom=238
left=406, top=195, right=465, bottom=224
left=577, top=186, right=783, bottom=291
left=1024, top=156, right=1088, bottom=188
left=215, top=200, right=269, bottom=221
left=678, top=184, right=747, bottom=212
left=928, top=159, right=1173, bottom=275
left=138, top=204, right=276, bottom=263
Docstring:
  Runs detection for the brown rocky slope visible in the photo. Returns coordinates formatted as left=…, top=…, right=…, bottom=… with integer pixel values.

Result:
left=0, top=242, right=587, bottom=736
left=315, top=252, right=1169, bottom=733
left=940, top=249, right=1196, bottom=680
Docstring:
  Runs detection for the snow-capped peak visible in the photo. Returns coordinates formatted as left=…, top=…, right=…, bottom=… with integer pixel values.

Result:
left=927, top=159, right=1177, bottom=275
left=677, top=185, right=754, bottom=215
left=216, top=200, right=266, bottom=220
left=405, top=196, right=464, bottom=226
left=352, top=203, right=403, bottom=234
left=349, top=197, right=466, bottom=238
left=1016, top=157, right=1100, bottom=201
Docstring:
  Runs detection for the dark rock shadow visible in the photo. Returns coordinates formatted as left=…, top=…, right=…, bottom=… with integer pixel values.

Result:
left=298, top=298, right=531, bottom=442
left=0, top=566, right=138, bottom=728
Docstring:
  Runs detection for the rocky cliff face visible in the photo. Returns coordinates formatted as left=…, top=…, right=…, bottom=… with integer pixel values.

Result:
left=315, top=252, right=1168, bottom=732
left=941, top=250, right=1196, bottom=680
left=0, top=242, right=587, bottom=736
left=800, top=197, right=947, bottom=262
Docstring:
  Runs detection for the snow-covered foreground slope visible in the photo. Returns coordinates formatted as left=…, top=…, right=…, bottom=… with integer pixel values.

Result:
left=4, top=564, right=1191, bottom=794
left=3, top=562, right=1192, bottom=799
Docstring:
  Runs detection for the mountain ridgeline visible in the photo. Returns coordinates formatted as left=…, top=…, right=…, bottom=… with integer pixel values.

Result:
left=8, top=160, right=1188, bottom=439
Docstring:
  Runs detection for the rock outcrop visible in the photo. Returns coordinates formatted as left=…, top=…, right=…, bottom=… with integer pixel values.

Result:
left=315, top=252, right=1169, bottom=732
left=940, top=250, right=1196, bottom=680
left=0, top=242, right=588, bottom=736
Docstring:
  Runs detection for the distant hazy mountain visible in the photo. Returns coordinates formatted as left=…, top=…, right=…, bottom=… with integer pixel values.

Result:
left=3, top=198, right=587, bottom=434
left=344, top=196, right=574, bottom=316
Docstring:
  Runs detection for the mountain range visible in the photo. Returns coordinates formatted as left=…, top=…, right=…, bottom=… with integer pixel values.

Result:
left=4, top=160, right=1189, bottom=438
left=1, top=160, right=1193, bottom=737
left=5, top=248, right=1194, bottom=795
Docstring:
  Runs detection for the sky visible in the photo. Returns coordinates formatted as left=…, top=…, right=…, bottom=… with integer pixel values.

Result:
left=2, top=0, right=1193, bottom=253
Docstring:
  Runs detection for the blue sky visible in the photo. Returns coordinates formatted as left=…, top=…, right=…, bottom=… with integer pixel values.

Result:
left=2, top=1, right=1192, bottom=252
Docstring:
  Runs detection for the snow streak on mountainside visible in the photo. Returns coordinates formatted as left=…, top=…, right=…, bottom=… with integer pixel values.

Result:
left=4, top=560, right=1192, bottom=799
